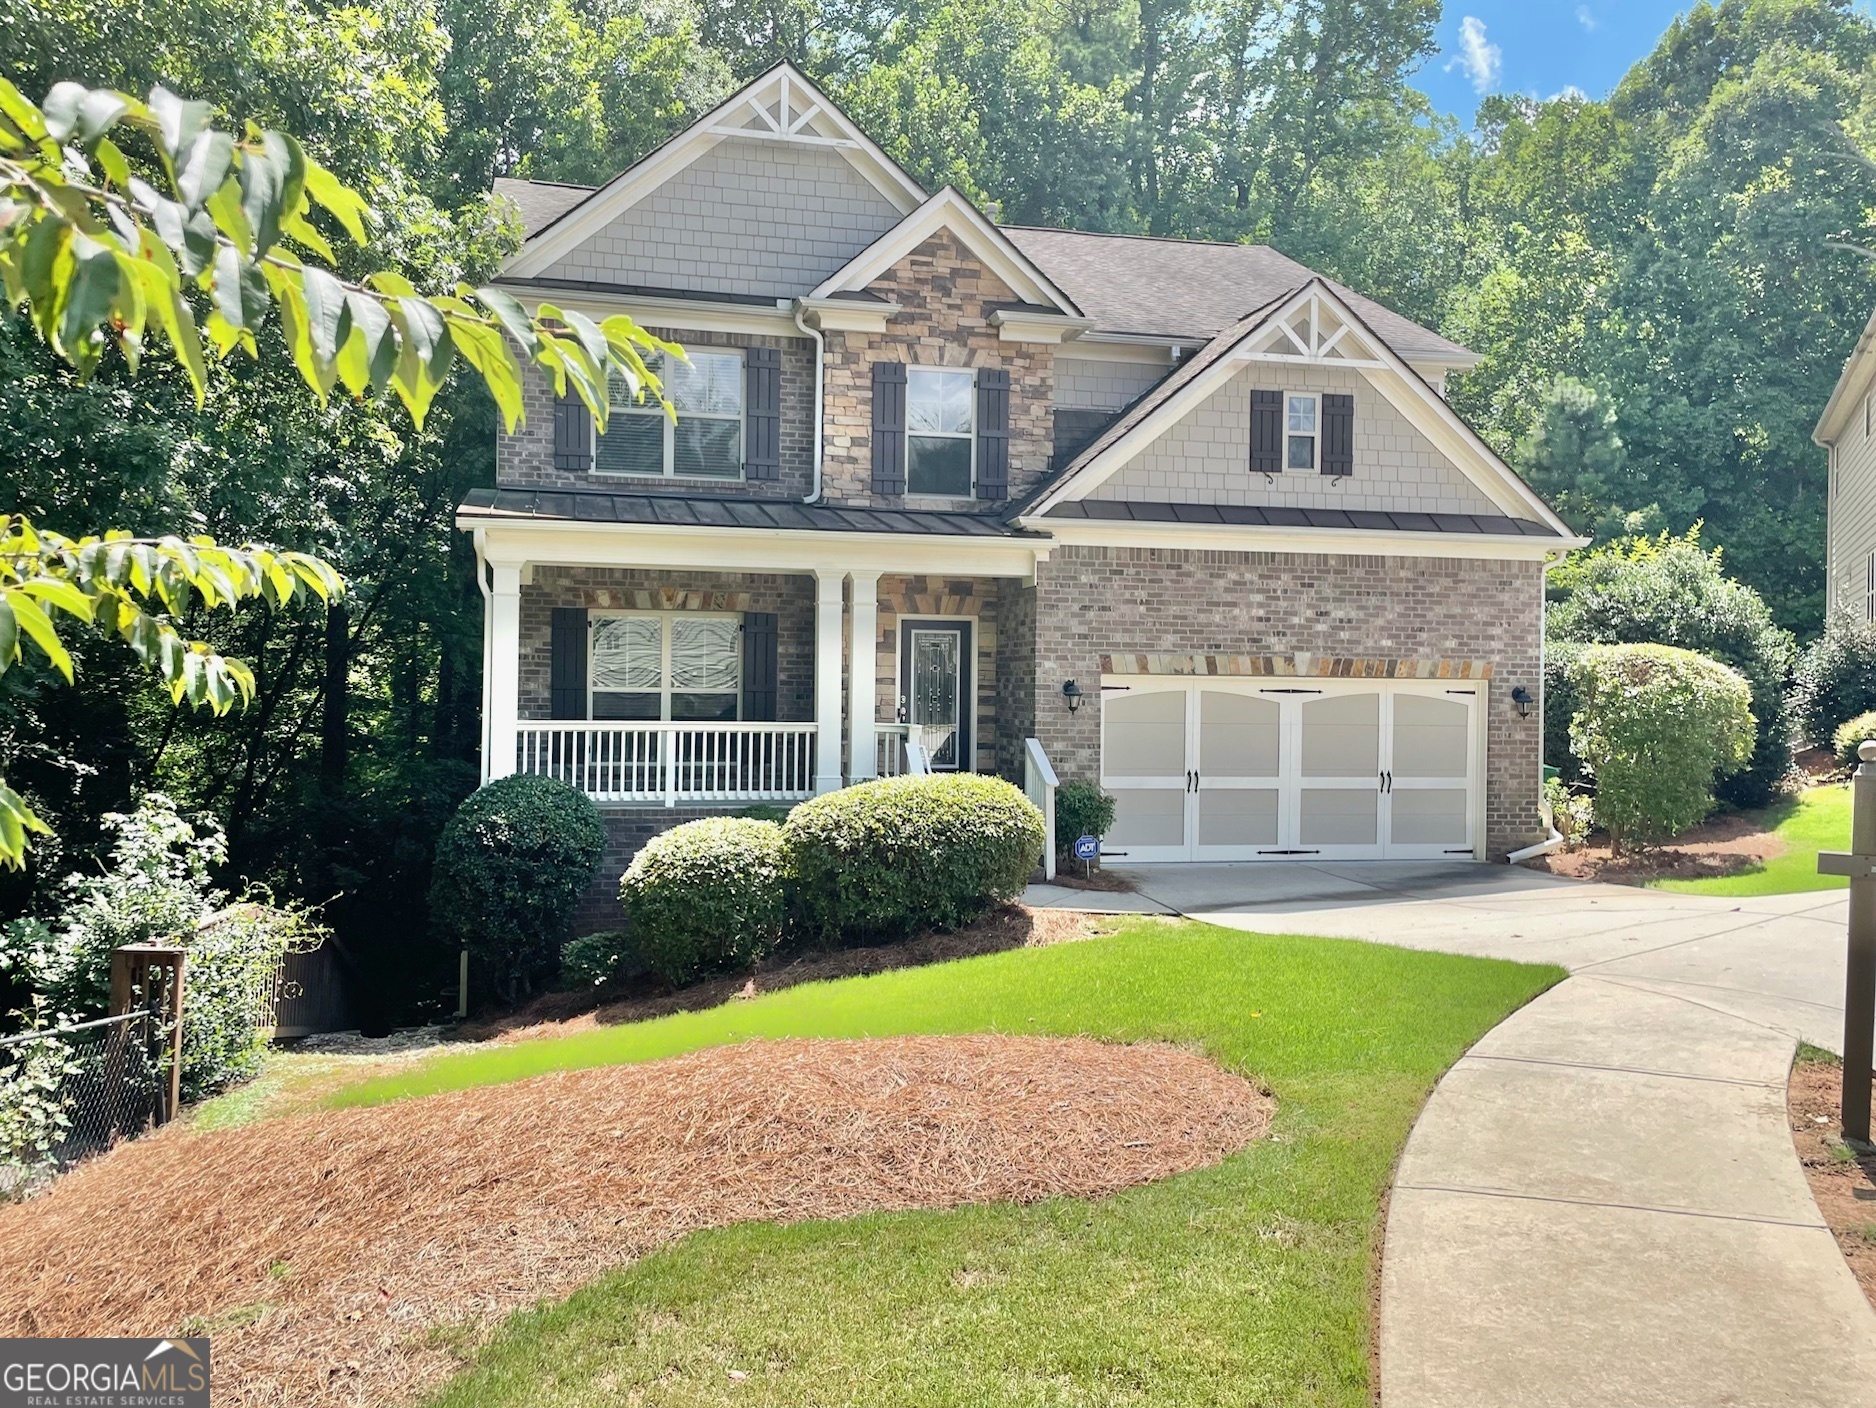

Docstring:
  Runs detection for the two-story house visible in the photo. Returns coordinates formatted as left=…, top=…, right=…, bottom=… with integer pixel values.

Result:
left=457, top=63, right=1581, bottom=912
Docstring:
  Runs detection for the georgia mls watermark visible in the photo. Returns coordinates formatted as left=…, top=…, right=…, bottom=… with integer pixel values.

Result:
left=0, top=1338, right=209, bottom=1407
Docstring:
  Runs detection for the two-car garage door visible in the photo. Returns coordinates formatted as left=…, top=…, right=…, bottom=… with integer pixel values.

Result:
left=1098, top=678, right=1482, bottom=861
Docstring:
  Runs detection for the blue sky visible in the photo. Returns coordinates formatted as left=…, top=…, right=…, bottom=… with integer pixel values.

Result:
left=1415, top=2, right=1696, bottom=122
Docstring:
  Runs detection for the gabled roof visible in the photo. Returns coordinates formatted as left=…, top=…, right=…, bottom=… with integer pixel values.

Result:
left=1006, top=226, right=1475, bottom=365
left=810, top=187, right=1084, bottom=316
left=491, top=177, right=592, bottom=237
left=1015, top=280, right=1573, bottom=537
left=500, top=63, right=928, bottom=280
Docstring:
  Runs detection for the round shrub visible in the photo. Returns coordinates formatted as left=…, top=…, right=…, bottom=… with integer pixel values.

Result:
left=1567, top=643, right=1755, bottom=853
left=784, top=774, right=1045, bottom=943
left=561, top=930, right=639, bottom=989
left=1792, top=613, right=1876, bottom=745
left=620, top=817, right=788, bottom=985
left=1054, top=779, right=1116, bottom=860
left=1546, top=530, right=1794, bottom=806
left=1834, top=711, right=1876, bottom=768
left=429, top=775, right=606, bottom=1002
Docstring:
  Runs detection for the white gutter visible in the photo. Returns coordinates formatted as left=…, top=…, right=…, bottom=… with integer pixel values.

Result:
left=1507, top=829, right=1565, bottom=864
left=793, top=301, right=826, bottom=503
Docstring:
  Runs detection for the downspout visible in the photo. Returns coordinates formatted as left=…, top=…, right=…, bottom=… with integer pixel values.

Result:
left=1510, top=543, right=1570, bottom=864
left=793, top=301, right=826, bottom=503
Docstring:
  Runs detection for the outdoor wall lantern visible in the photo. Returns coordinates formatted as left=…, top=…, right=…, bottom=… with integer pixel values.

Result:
left=1510, top=685, right=1535, bottom=719
left=1062, top=679, right=1084, bottom=714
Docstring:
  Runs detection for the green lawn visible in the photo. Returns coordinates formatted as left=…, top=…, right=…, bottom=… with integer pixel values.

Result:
left=327, top=922, right=1561, bottom=1408
left=1650, top=784, right=1850, bottom=897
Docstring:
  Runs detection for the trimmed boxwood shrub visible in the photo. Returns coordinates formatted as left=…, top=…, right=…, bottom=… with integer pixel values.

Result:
left=1567, top=643, right=1754, bottom=853
left=785, top=774, right=1045, bottom=943
left=1792, top=613, right=1876, bottom=746
left=1543, top=639, right=1589, bottom=783
left=1054, top=779, right=1116, bottom=860
left=430, top=775, right=606, bottom=1002
left=619, top=817, right=789, bottom=985
left=1834, top=711, right=1876, bottom=768
left=1546, top=531, right=1794, bottom=806
left=561, top=930, right=640, bottom=989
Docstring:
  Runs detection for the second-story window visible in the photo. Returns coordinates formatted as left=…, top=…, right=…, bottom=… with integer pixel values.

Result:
left=907, top=368, right=974, bottom=496
left=596, top=351, right=744, bottom=480
left=1286, top=394, right=1319, bottom=471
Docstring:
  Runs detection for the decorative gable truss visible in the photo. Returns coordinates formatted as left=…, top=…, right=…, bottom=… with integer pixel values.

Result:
left=1021, top=280, right=1578, bottom=540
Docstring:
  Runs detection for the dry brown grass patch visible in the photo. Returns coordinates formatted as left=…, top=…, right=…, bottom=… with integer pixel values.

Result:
left=0, top=1034, right=1269, bottom=1407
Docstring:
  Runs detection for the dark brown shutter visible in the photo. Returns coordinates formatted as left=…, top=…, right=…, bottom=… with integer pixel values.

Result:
left=741, top=612, right=778, bottom=721
left=870, top=361, right=907, bottom=495
left=744, top=347, right=781, bottom=480
left=549, top=607, right=588, bottom=719
left=975, top=367, right=1010, bottom=500
left=1250, top=389, right=1282, bottom=474
left=1322, top=392, right=1354, bottom=476
left=553, top=391, right=594, bottom=472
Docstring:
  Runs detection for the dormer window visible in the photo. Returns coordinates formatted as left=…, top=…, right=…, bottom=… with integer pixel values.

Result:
left=1286, top=394, right=1319, bottom=471
left=907, top=368, right=975, bottom=496
left=596, top=351, right=744, bottom=480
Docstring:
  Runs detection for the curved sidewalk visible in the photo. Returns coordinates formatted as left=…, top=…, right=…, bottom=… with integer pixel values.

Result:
left=1379, top=974, right=1876, bottom=1407
left=1025, top=863, right=1876, bottom=1405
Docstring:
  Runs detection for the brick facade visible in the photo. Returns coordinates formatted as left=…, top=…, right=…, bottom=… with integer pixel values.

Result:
left=821, top=232, right=1056, bottom=511
left=497, top=326, right=817, bottom=500
left=1022, top=544, right=1549, bottom=858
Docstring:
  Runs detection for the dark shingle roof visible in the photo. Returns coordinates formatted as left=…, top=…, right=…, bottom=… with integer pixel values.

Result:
left=491, top=178, right=594, bottom=238
left=1043, top=500, right=1562, bottom=538
left=459, top=487, right=1035, bottom=537
left=1003, top=226, right=1472, bottom=362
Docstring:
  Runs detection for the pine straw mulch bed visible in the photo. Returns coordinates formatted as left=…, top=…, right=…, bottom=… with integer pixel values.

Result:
left=0, top=1033, right=1270, bottom=1407
left=465, top=903, right=1132, bottom=1044
left=1524, top=808, right=1789, bottom=885
left=1789, top=1053, right=1876, bottom=1309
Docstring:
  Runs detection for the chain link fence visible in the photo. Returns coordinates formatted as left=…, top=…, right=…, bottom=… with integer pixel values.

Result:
left=0, top=1008, right=168, bottom=1199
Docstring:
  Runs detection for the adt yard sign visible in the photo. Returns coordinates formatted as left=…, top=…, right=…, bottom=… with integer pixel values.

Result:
left=1073, top=835, right=1100, bottom=862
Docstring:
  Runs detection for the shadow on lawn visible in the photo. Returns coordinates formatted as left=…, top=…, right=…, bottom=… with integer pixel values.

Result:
left=459, top=905, right=1124, bottom=1043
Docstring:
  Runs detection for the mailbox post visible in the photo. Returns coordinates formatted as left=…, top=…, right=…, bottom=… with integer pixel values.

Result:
left=1819, top=739, right=1876, bottom=1143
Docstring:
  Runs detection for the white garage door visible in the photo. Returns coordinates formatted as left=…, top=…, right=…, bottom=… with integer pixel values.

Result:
left=1099, top=678, right=1481, bottom=862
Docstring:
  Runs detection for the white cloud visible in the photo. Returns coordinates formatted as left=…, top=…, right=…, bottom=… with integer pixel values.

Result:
left=1548, top=84, right=1588, bottom=102
left=1445, top=16, right=1502, bottom=95
left=1575, top=4, right=1597, bottom=30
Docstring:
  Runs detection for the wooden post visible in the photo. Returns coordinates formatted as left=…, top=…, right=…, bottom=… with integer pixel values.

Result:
left=108, top=944, right=187, bottom=1126
left=1819, top=741, right=1876, bottom=1143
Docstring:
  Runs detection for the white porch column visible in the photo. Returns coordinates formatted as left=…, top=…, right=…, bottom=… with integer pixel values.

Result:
left=813, top=568, right=846, bottom=794
left=486, top=564, right=522, bottom=782
left=847, top=571, right=880, bottom=783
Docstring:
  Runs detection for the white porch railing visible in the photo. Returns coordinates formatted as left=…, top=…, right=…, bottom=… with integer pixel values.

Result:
left=1024, top=737, right=1059, bottom=881
left=517, top=722, right=817, bottom=805
left=875, top=723, right=933, bottom=779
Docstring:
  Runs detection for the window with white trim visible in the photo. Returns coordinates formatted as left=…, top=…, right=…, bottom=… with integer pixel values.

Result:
left=907, top=368, right=974, bottom=496
left=596, top=351, right=744, bottom=480
left=1286, top=393, right=1319, bottom=471
left=590, top=613, right=741, bottom=721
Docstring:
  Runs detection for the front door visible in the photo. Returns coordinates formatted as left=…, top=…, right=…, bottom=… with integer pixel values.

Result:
left=901, top=620, right=971, bottom=771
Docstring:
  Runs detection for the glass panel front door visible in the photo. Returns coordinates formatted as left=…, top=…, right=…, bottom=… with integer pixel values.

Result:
left=901, top=621, right=970, bottom=771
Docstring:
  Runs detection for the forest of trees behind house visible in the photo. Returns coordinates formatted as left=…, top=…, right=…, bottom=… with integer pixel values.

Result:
left=5, top=0, right=1874, bottom=1018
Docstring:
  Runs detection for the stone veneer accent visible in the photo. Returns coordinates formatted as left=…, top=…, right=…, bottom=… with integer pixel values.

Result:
left=517, top=566, right=816, bottom=722
left=1023, top=544, right=1548, bottom=858
left=496, top=326, right=817, bottom=499
left=822, top=231, right=1055, bottom=511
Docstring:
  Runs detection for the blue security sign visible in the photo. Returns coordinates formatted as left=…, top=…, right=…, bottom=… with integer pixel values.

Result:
left=1073, top=835, right=1100, bottom=862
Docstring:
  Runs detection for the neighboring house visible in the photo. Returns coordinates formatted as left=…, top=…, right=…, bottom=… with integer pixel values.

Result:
left=457, top=63, right=1582, bottom=918
left=1815, top=309, right=1876, bottom=625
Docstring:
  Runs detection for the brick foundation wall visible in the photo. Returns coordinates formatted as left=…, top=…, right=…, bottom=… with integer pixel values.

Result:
left=577, top=806, right=750, bottom=933
left=1025, top=544, right=1548, bottom=858
left=519, top=566, right=816, bottom=721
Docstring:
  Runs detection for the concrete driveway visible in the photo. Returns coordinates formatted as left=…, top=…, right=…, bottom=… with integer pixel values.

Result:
left=1025, top=862, right=1876, bottom=1406
left=1029, top=860, right=1851, bottom=1051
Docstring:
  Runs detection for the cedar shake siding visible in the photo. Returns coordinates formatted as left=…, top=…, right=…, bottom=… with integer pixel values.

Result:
left=1023, top=545, right=1549, bottom=859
